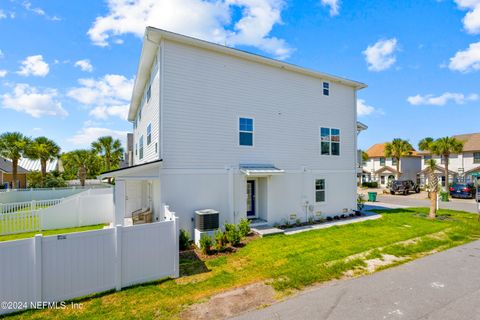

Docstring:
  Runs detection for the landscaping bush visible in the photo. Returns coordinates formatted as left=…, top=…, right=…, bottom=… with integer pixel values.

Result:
left=224, top=222, right=235, bottom=232
left=361, top=181, right=379, bottom=188
left=238, top=218, right=251, bottom=237
left=226, top=226, right=241, bottom=247
left=295, top=218, right=302, bottom=226
left=179, top=229, right=190, bottom=251
left=214, top=229, right=228, bottom=251
left=199, top=235, right=213, bottom=254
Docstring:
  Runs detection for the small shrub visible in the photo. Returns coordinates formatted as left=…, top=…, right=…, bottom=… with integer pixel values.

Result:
left=224, top=222, right=236, bottom=232
left=238, top=218, right=251, bottom=237
left=308, top=216, right=315, bottom=225
left=295, top=218, right=302, bottom=226
left=273, top=222, right=280, bottom=228
left=199, top=235, right=213, bottom=254
left=214, top=229, right=227, bottom=251
left=226, top=226, right=241, bottom=247
left=179, top=229, right=190, bottom=251
left=361, top=182, right=379, bottom=188
left=283, top=219, right=291, bottom=228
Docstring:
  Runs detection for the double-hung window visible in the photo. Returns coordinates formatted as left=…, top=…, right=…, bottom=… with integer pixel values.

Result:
left=320, top=127, right=340, bottom=156
left=380, top=157, right=386, bottom=166
left=474, top=152, right=480, bottom=164
left=315, top=179, right=326, bottom=202
left=139, top=135, right=144, bottom=160
left=323, top=82, right=330, bottom=96
left=239, top=118, right=254, bottom=146
left=147, top=124, right=152, bottom=145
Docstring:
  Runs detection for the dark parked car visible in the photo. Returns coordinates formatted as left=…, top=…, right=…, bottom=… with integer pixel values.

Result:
left=449, top=183, right=476, bottom=199
left=390, top=180, right=420, bottom=195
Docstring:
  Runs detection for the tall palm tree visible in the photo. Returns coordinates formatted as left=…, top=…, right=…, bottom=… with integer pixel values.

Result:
left=91, top=136, right=124, bottom=172
left=418, top=137, right=434, bottom=152
left=429, top=137, right=463, bottom=194
left=0, top=132, right=31, bottom=189
left=384, top=139, right=414, bottom=179
left=426, top=159, right=438, bottom=219
left=26, top=137, right=61, bottom=186
left=61, top=150, right=102, bottom=187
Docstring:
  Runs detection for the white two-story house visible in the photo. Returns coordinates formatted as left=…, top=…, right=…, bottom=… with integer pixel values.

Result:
left=101, top=28, right=366, bottom=233
left=362, top=143, right=421, bottom=187
left=418, top=133, right=480, bottom=186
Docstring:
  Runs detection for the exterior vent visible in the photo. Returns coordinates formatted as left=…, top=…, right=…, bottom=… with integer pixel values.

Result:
left=195, top=209, right=219, bottom=231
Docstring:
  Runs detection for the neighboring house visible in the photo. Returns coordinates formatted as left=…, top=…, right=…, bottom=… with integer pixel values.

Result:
left=356, top=121, right=368, bottom=185
left=0, top=157, right=29, bottom=189
left=363, top=143, right=421, bottom=187
left=418, top=133, right=480, bottom=186
left=100, top=28, right=367, bottom=234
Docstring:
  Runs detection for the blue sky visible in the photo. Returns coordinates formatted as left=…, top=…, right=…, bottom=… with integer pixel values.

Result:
left=0, top=0, right=479, bottom=152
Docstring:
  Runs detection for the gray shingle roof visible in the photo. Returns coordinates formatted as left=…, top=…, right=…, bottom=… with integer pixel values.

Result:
left=0, top=157, right=30, bottom=174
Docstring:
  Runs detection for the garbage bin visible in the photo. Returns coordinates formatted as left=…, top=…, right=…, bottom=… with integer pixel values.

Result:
left=440, top=192, right=449, bottom=202
left=368, top=192, right=377, bottom=202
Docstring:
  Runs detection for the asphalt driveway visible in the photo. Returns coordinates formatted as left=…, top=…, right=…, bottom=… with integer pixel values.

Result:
left=232, top=240, right=480, bottom=320
left=375, top=193, right=479, bottom=213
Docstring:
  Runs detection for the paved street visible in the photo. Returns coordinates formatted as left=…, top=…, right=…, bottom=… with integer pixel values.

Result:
left=375, top=193, right=479, bottom=213
left=232, top=240, right=480, bottom=320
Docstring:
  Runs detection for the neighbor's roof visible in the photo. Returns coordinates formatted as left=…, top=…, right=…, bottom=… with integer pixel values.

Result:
left=453, top=133, right=480, bottom=152
left=365, top=143, right=420, bottom=158
left=18, top=158, right=58, bottom=172
left=128, top=27, right=368, bottom=121
left=0, top=157, right=29, bottom=174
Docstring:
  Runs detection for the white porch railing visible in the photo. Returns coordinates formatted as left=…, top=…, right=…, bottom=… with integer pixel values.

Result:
left=0, top=199, right=63, bottom=214
left=163, top=204, right=176, bottom=221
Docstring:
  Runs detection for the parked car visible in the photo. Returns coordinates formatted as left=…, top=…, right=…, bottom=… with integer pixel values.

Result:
left=449, top=183, right=476, bottom=199
left=390, top=180, right=420, bottom=195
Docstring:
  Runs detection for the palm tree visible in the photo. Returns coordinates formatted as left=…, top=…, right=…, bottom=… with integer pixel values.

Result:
left=26, top=137, right=60, bottom=186
left=418, top=137, right=434, bottom=152
left=91, top=136, right=124, bottom=172
left=0, top=132, right=31, bottom=189
left=429, top=137, right=463, bottom=194
left=426, top=159, right=438, bottom=219
left=61, top=150, right=102, bottom=187
left=384, top=139, right=414, bottom=179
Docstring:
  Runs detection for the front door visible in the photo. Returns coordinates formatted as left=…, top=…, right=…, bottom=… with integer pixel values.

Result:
left=246, top=180, right=256, bottom=218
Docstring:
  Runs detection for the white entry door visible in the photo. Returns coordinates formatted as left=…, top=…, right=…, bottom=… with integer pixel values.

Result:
left=125, top=181, right=142, bottom=217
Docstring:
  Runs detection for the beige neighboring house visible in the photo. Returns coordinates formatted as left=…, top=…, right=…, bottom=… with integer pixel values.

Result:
left=418, top=133, right=480, bottom=186
left=362, top=143, right=421, bottom=187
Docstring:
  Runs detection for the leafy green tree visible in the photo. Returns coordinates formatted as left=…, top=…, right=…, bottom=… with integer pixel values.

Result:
left=384, top=138, right=414, bottom=179
left=418, top=137, right=434, bottom=152
left=91, top=136, right=124, bottom=172
left=0, top=132, right=31, bottom=188
left=26, top=136, right=60, bottom=186
left=61, top=150, right=103, bottom=186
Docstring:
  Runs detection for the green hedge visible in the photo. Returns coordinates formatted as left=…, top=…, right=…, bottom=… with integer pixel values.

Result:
left=362, top=181, right=379, bottom=188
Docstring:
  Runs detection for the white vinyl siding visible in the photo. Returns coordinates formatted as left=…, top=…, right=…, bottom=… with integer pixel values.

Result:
left=161, top=40, right=356, bottom=170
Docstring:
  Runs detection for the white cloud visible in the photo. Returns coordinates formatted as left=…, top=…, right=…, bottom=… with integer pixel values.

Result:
left=362, top=38, right=398, bottom=71
left=407, top=92, right=479, bottom=106
left=17, top=55, right=49, bottom=77
left=87, top=0, right=292, bottom=60
left=22, top=1, right=60, bottom=21
left=74, top=59, right=93, bottom=72
left=321, top=0, right=340, bottom=16
left=67, top=74, right=133, bottom=106
left=1, top=83, right=68, bottom=118
left=0, top=70, right=7, bottom=78
left=89, top=105, right=129, bottom=120
left=0, top=10, right=6, bottom=19
left=68, top=127, right=128, bottom=147
left=449, top=42, right=480, bottom=72
left=357, top=99, right=384, bottom=117
left=455, top=0, right=480, bottom=34
left=0, top=49, right=4, bottom=59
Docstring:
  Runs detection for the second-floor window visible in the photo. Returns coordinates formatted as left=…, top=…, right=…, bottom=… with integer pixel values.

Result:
left=392, top=158, right=398, bottom=165
left=139, top=135, right=144, bottom=160
left=147, top=124, right=152, bottom=145
left=380, top=157, right=386, bottom=166
left=321, top=128, right=340, bottom=156
left=323, top=82, right=330, bottom=96
left=146, top=84, right=151, bottom=102
left=239, top=117, right=254, bottom=146
left=474, top=152, right=480, bottom=164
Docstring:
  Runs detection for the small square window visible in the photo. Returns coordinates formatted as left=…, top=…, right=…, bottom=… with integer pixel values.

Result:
left=147, top=124, right=152, bottom=145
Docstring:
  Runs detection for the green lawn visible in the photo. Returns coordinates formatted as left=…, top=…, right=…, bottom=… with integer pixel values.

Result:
left=6, top=208, right=480, bottom=320
left=0, top=224, right=107, bottom=242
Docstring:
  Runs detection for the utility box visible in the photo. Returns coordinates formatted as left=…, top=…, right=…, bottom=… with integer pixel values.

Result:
left=194, top=209, right=219, bottom=246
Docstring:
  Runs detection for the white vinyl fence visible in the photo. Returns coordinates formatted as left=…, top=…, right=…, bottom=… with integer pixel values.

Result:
left=0, top=199, right=62, bottom=214
left=0, top=218, right=179, bottom=315
left=0, top=189, right=114, bottom=235
left=0, top=185, right=111, bottom=204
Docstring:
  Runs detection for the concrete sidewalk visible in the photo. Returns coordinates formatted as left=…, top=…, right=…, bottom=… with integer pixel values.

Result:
left=232, top=240, right=480, bottom=320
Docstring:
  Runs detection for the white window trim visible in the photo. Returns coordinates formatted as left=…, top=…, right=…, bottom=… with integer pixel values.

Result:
left=238, top=116, right=255, bottom=147
left=320, top=127, right=341, bottom=156
left=315, top=178, right=326, bottom=203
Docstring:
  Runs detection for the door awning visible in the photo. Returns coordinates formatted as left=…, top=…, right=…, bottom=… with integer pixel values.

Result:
left=240, top=164, right=284, bottom=176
